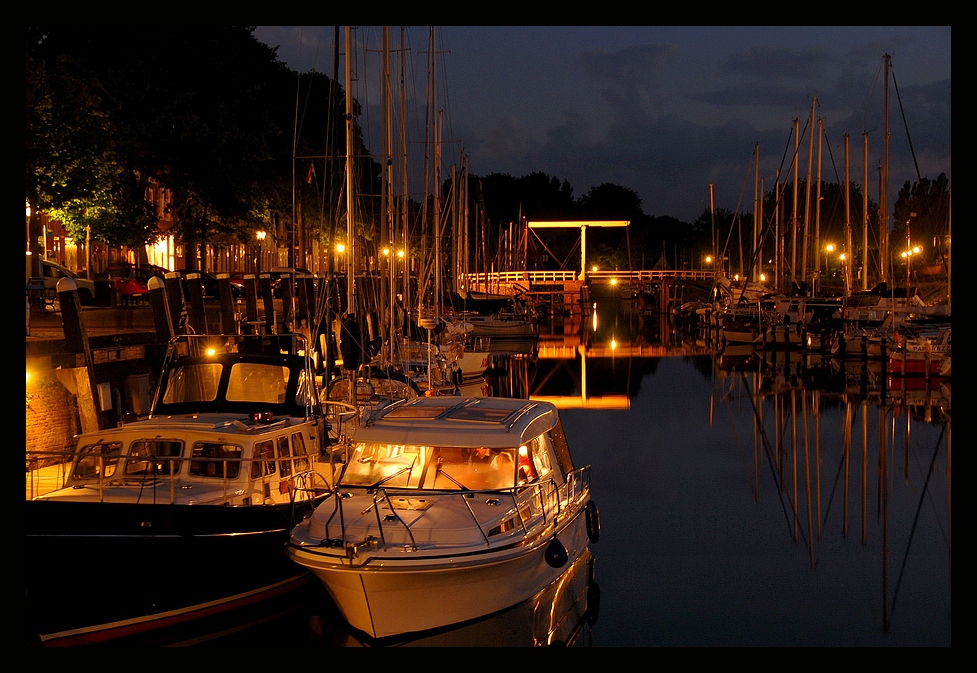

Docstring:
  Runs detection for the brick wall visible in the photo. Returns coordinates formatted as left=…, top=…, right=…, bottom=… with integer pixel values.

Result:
left=26, top=371, right=79, bottom=461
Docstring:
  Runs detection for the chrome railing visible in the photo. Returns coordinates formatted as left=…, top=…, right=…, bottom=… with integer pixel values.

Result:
left=25, top=449, right=335, bottom=504
left=305, top=465, right=592, bottom=558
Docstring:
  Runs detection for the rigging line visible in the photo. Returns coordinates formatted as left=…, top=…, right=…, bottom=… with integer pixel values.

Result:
left=889, top=64, right=923, bottom=184
left=528, top=228, right=571, bottom=272
left=889, top=423, right=947, bottom=621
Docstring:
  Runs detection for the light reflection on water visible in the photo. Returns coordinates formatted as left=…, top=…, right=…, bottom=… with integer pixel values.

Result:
left=547, top=297, right=950, bottom=647
left=200, top=297, right=951, bottom=647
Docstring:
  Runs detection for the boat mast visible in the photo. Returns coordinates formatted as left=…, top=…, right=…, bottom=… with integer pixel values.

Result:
left=344, top=25, right=356, bottom=321
left=862, top=132, right=869, bottom=290
left=844, top=134, right=853, bottom=298
left=790, top=118, right=801, bottom=285
left=881, top=54, right=891, bottom=286
left=801, top=96, right=815, bottom=290
left=382, top=27, right=395, bottom=363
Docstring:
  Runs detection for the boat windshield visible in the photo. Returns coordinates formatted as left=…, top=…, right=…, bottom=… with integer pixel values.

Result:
left=340, top=443, right=518, bottom=491
left=162, top=363, right=222, bottom=404
left=71, top=441, right=124, bottom=482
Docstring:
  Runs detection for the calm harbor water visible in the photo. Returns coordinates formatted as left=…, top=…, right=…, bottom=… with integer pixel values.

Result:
left=192, top=297, right=951, bottom=647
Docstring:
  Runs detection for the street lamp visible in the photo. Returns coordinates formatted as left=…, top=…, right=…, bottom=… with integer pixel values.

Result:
left=255, top=230, right=266, bottom=273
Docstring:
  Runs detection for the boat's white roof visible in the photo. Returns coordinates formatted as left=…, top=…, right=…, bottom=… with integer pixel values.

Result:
left=76, top=413, right=308, bottom=445
left=355, top=397, right=559, bottom=449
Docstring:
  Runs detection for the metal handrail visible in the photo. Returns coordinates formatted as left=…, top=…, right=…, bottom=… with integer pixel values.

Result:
left=317, top=465, right=592, bottom=557
left=25, top=448, right=331, bottom=505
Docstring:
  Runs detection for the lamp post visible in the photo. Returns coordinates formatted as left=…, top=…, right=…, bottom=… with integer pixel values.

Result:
left=255, top=230, right=266, bottom=274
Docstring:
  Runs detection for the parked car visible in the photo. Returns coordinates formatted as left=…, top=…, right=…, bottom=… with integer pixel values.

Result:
left=106, top=263, right=167, bottom=302
left=174, top=269, right=244, bottom=301
left=40, top=260, right=96, bottom=305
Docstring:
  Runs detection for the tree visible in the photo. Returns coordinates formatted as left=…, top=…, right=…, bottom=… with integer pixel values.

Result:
left=26, top=27, right=294, bottom=269
left=892, top=173, right=950, bottom=267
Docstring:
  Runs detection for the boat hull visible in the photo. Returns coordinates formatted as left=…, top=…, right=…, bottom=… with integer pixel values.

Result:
left=288, top=505, right=591, bottom=640
left=25, top=499, right=318, bottom=646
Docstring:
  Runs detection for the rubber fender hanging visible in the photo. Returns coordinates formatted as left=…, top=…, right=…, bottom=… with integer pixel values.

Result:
left=586, top=501, right=601, bottom=543
left=544, top=538, right=568, bottom=568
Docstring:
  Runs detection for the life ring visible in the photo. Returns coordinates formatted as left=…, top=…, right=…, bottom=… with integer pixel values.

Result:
left=585, top=500, right=601, bottom=543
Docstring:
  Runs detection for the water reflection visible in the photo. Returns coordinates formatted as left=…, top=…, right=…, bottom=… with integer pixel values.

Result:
left=498, top=293, right=950, bottom=645
left=195, top=293, right=949, bottom=646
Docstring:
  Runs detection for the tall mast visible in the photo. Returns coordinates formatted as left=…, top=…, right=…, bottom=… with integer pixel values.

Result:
left=344, top=26, right=355, bottom=317
left=382, top=27, right=395, bottom=362
left=801, top=96, right=815, bottom=289
left=791, top=118, right=799, bottom=287
left=844, top=134, right=852, bottom=297
left=881, top=54, right=890, bottom=286
left=862, top=132, right=869, bottom=290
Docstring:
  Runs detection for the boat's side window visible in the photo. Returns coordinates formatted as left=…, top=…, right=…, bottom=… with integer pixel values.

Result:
left=251, top=439, right=277, bottom=479
left=125, top=440, right=183, bottom=476
left=71, top=442, right=123, bottom=481
left=291, top=432, right=310, bottom=471
left=189, top=442, right=242, bottom=479
left=277, top=435, right=292, bottom=478
left=529, top=436, right=552, bottom=480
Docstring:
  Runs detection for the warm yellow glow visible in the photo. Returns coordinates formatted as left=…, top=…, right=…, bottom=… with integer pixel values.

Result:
left=610, top=277, right=618, bottom=285
left=705, top=255, right=713, bottom=264
left=382, top=247, right=390, bottom=256
left=825, top=243, right=835, bottom=253
left=336, top=243, right=346, bottom=254
left=397, top=249, right=405, bottom=259
left=759, top=273, right=767, bottom=282
left=611, top=339, right=617, bottom=350
left=527, top=220, right=629, bottom=228
left=26, top=200, right=31, bottom=217
left=518, top=445, right=528, bottom=458
left=256, top=230, right=266, bottom=241
left=205, top=347, right=217, bottom=357
left=591, top=265, right=598, bottom=273
left=591, top=304, right=598, bottom=332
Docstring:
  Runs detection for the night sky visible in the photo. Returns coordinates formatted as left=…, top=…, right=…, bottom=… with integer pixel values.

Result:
left=254, top=26, right=951, bottom=224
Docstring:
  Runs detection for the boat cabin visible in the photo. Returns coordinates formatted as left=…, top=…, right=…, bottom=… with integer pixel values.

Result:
left=338, top=396, right=575, bottom=493
left=38, top=334, right=335, bottom=506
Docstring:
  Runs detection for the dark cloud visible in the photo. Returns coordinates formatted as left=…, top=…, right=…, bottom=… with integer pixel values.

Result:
left=255, top=26, right=950, bottom=224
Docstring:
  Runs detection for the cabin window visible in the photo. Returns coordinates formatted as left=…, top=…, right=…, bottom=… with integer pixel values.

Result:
left=161, top=363, right=222, bottom=403
left=429, top=446, right=517, bottom=490
left=546, top=420, right=575, bottom=475
left=340, top=443, right=428, bottom=488
left=71, top=441, right=123, bottom=481
left=189, top=442, right=242, bottom=478
left=226, top=363, right=289, bottom=404
left=124, top=440, right=183, bottom=476
left=251, top=439, right=277, bottom=479
left=291, top=432, right=309, bottom=471
left=528, top=436, right=552, bottom=480
left=277, top=435, right=292, bottom=477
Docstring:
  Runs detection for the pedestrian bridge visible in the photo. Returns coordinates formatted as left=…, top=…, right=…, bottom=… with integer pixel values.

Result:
left=463, top=269, right=715, bottom=288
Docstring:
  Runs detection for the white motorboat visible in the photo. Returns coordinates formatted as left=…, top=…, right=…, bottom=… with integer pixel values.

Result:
left=26, top=333, right=354, bottom=646
left=285, top=395, right=600, bottom=640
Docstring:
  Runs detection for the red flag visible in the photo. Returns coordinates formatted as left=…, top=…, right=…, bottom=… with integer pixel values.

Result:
left=306, top=162, right=316, bottom=183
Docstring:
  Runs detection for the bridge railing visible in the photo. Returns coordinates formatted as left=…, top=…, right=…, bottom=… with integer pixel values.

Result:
left=462, top=269, right=715, bottom=286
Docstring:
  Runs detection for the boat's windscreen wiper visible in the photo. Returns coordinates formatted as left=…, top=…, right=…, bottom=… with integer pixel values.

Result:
left=368, top=458, right=417, bottom=491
